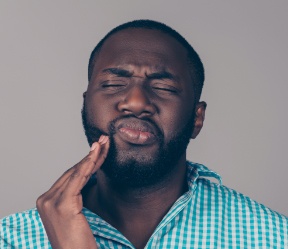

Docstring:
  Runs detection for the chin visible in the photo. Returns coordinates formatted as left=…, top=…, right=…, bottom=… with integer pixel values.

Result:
left=99, top=137, right=178, bottom=188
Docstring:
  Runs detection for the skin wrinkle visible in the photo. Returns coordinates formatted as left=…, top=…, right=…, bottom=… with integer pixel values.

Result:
left=81, top=27, right=206, bottom=249
left=83, top=29, right=202, bottom=189
left=102, top=69, right=178, bottom=82
left=100, top=68, right=181, bottom=98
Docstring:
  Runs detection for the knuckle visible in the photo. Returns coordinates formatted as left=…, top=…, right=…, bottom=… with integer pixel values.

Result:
left=80, top=157, right=88, bottom=164
left=36, top=195, right=67, bottom=215
left=36, top=193, right=48, bottom=207
left=36, top=196, right=43, bottom=208
left=85, top=173, right=92, bottom=180
left=36, top=197, right=53, bottom=210
left=63, top=167, right=73, bottom=175
left=70, top=170, right=91, bottom=179
left=86, top=155, right=97, bottom=164
left=82, top=156, right=93, bottom=164
left=70, top=170, right=81, bottom=178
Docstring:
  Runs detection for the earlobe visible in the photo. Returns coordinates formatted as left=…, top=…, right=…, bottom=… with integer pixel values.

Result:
left=191, top=101, right=206, bottom=139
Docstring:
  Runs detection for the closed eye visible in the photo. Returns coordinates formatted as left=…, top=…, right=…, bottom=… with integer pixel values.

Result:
left=102, top=84, right=125, bottom=87
left=101, top=80, right=127, bottom=88
left=152, top=83, right=179, bottom=94
left=153, top=87, right=177, bottom=92
left=100, top=80, right=128, bottom=93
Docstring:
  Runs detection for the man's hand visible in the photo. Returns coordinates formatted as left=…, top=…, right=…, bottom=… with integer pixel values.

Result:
left=36, top=135, right=110, bottom=249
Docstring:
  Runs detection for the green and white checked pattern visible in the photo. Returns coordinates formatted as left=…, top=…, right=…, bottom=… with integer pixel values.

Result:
left=1, top=162, right=287, bottom=248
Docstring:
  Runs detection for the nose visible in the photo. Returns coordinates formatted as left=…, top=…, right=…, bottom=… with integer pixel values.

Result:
left=117, top=86, right=156, bottom=118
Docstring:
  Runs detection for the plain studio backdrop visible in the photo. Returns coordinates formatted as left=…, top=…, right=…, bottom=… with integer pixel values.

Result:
left=0, top=1, right=287, bottom=218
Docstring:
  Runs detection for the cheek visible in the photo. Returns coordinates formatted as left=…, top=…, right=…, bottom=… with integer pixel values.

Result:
left=85, top=95, right=117, bottom=129
left=159, top=101, right=192, bottom=138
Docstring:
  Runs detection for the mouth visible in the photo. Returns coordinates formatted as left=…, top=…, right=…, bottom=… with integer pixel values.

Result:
left=115, top=118, right=158, bottom=145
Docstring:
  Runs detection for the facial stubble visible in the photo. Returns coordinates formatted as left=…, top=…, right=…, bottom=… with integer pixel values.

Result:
left=81, top=102, right=195, bottom=189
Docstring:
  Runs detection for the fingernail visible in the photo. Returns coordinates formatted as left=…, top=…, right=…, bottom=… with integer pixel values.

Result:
left=102, top=136, right=109, bottom=144
left=90, top=142, right=97, bottom=151
left=98, top=135, right=104, bottom=143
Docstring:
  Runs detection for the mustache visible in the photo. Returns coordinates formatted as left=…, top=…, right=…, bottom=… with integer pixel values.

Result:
left=108, top=114, right=163, bottom=139
left=81, top=102, right=163, bottom=144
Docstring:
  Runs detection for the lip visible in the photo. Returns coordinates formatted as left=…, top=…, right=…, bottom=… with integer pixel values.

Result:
left=115, top=118, right=158, bottom=145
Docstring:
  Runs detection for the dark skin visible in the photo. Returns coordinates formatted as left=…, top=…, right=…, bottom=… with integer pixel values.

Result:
left=37, top=28, right=206, bottom=249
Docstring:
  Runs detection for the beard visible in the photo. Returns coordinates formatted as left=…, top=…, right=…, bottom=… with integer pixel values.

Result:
left=81, top=102, right=195, bottom=189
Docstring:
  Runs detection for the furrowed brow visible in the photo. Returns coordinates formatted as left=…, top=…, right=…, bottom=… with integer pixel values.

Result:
left=145, top=71, right=177, bottom=81
left=102, top=68, right=133, bottom=77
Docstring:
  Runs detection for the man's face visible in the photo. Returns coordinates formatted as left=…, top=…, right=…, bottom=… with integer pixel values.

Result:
left=82, top=28, right=205, bottom=187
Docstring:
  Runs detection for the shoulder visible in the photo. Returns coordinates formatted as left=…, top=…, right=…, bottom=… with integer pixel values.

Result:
left=0, top=208, right=51, bottom=248
left=187, top=162, right=287, bottom=228
left=194, top=178, right=288, bottom=245
left=199, top=177, right=287, bottom=220
left=185, top=162, right=287, bottom=247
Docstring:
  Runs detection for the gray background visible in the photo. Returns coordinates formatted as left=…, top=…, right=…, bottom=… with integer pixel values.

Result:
left=1, top=1, right=287, bottom=218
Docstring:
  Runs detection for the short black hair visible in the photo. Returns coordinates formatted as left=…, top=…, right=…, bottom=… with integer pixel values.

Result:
left=88, top=19, right=205, bottom=101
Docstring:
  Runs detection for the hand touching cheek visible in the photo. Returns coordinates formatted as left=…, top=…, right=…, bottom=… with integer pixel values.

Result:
left=36, top=136, right=109, bottom=249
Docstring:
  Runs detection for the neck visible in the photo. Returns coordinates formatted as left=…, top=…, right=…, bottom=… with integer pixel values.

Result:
left=82, top=155, right=188, bottom=249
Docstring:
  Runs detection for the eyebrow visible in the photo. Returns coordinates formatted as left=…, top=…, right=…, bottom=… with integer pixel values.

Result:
left=102, top=68, right=133, bottom=77
left=145, top=71, right=177, bottom=81
left=102, top=67, right=178, bottom=82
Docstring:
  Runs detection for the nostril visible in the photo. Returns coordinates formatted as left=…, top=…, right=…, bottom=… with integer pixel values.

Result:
left=117, top=97, right=156, bottom=117
left=122, top=108, right=133, bottom=115
left=117, top=87, right=154, bottom=115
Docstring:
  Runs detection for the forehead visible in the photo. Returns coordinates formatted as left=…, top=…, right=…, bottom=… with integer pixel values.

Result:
left=93, top=28, right=190, bottom=76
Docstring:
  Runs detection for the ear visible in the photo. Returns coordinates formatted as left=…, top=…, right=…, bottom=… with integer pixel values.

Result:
left=191, top=101, right=206, bottom=139
left=83, top=91, right=87, bottom=98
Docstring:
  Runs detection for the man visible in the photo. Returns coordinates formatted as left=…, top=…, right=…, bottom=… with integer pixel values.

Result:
left=0, top=20, right=287, bottom=249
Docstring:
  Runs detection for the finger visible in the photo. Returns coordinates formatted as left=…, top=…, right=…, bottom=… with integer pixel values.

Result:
left=44, top=141, right=103, bottom=199
left=56, top=137, right=109, bottom=199
left=62, top=138, right=109, bottom=197
left=92, top=136, right=110, bottom=174
left=48, top=167, right=73, bottom=190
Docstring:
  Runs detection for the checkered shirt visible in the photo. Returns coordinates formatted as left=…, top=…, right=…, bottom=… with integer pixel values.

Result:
left=1, top=162, right=287, bottom=248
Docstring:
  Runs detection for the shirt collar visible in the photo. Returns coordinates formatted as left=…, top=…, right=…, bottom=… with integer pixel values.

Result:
left=186, top=161, right=222, bottom=191
left=83, top=161, right=222, bottom=245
